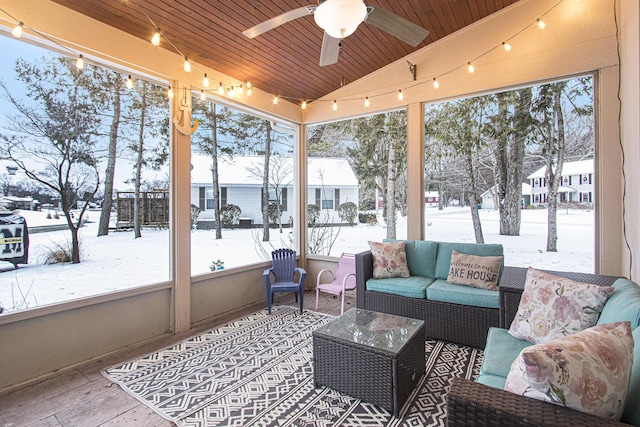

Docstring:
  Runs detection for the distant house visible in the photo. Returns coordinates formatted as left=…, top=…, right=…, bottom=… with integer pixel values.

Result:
left=480, top=183, right=532, bottom=209
left=190, top=155, right=359, bottom=227
left=527, top=159, right=593, bottom=205
left=424, top=191, right=439, bottom=207
left=0, top=196, right=38, bottom=211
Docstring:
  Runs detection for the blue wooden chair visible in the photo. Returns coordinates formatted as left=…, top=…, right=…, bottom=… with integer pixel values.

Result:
left=263, top=249, right=306, bottom=314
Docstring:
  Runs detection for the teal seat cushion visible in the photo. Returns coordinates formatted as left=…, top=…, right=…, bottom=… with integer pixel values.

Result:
left=434, top=241, right=504, bottom=280
left=383, top=239, right=437, bottom=278
left=480, top=327, right=532, bottom=378
left=366, top=276, right=435, bottom=299
left=476, top=372, right=507, bottom=390
left=426, top=279, right=499, bottom=309
left=622, top=326, right=640, bottom=425
left=597, top=278, right=640, bottom=329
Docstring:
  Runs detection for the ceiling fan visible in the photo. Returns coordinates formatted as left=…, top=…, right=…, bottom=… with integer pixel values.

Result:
left=243, top=0, right=430, bottom=66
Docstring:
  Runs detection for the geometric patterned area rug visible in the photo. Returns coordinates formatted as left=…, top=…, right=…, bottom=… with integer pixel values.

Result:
left=103, top=306, right=483, bottom=426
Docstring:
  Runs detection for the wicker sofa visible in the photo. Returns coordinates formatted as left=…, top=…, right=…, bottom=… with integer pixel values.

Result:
left=447, top=266, right=640, bottom=427
left=355, top=240, right=504, bottom=349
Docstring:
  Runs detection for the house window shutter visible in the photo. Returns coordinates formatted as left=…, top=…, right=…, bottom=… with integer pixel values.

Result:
left=282, top=188, right=288, bottom=212
left=315, top=188, right=321, bottom=206
left=199, top=187, right=205, bottom=210
left=221, top=187, right=227, bottom=206
left=335, top=189, right=340, bottom=210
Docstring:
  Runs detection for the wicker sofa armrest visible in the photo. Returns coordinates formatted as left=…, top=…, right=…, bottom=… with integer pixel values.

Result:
left=355, top=250, right=373, bottom=309
left=446, top=377, right=631, bottom=427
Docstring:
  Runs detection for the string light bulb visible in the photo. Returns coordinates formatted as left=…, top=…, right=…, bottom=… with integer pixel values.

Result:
left=433, top=78, right=440, bottom=89
left=364, top=96, right=370, bottom=107
left=200, top=90, right=206, bottom=101
left=167, top=86, right=174, bottom=99
left=151, top=29, right=161, bottom=46
left=333, top=100, right=338, bottom=111
left=503, top=42, right=512, bottom=52
left=468, top=62, right=475, bottom=73
left=218, top=83, right=224, bottom=95
left=246, top=86, right=252, bottom=96
left=537, top=18, right=546, bottom=29
left=228, top=87, right=235, bottom=97
left=398, top=90, right=404, bottom=101
left=273, top=96, right=279, bottom=105
left=183, top=57, right=191, bottom=73
left=238, top=85, right=243, bottom=95
left=125, top=75, right=134, bottom=89
left=12, top=22, right=23, bottom=38
left=202, top=73, right=209, bottom=87
left=75, top=54, right=84, bottom=69
left=301, top=100, right=307, bottom=110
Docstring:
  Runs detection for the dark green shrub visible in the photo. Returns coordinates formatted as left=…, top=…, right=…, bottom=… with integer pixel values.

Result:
left=268, top=201, right=283, bottom=225
left=338, top=201, right=358, bottom=225
left=358, top=212, right=377, bottom=225
left=220, top=204, right=241, bottom=227
left=307, top=204, right=320, bottom=225
left=190, top=204, right=201, bottom=230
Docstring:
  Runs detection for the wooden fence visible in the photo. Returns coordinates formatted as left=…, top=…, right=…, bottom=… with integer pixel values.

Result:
left=116, top=190, right=169, bottom=229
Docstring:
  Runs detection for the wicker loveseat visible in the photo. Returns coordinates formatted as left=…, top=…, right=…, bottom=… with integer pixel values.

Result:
left=355, top=240, right=504, bottom=349
left=447, top=266, right=640, bottom=427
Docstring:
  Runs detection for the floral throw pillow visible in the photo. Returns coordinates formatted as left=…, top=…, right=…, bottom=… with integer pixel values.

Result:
left=446, top=250, right=503, bottom=290
left=368, top=241, right=410, bottom=279
left=508, top=268, right=614, bottom=344
left=505, top=321, right=634, bottom=421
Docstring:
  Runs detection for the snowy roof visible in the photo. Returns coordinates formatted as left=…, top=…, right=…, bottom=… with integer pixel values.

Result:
left=190, top=155, right=358, bottom=187
left=480, top=182, right=532, bottom=198
left=527, top=159, right=593, bottom=179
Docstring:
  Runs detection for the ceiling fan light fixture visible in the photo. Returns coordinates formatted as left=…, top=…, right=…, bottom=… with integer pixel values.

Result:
left=314, top=0, right=367, bottom=39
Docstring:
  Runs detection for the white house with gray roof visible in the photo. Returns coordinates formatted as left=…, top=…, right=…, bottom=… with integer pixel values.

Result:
left=190, top=155, right=359, bottom=227
left=527, top=159, right=593, bottom=205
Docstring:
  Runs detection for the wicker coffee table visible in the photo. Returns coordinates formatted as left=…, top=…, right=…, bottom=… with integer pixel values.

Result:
left=312, top=308, right=425, bottom=416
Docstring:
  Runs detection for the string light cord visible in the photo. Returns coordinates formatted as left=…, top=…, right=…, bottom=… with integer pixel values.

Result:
left=0, top=8, right=80, bottom=59
left=612, top=0, right=632, bottom=279
left=130, top=0, right=250, bottom=98
left=1, top=0, right=576, bottom=109
left=320, top=0, right=567, bottom=110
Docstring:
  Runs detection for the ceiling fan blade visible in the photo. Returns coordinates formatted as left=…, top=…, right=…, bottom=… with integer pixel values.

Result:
left=243, top=6, right=315, bottom=38
left=365, top=6, right=429, bottom=47
left=319, top=32, right=341, bottom=66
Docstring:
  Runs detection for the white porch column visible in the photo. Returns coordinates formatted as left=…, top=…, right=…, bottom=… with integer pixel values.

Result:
left=170, top=80, right=193, bottom=333
left=297, top=124, right=308, bottom=268
left=407, top=102, right=425, bottom=240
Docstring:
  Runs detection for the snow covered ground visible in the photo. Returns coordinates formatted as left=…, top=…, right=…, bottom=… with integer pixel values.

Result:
left=0, top=206, right=594, bottom=312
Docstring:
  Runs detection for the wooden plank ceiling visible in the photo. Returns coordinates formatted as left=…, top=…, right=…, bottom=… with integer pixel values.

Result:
left=50, top=0, right=519, bottom=103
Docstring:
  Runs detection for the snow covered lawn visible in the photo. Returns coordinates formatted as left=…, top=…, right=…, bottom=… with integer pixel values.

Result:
left=0, top=206, right=594, bottom=312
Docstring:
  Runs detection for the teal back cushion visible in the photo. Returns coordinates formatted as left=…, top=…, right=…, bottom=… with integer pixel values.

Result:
left=435, top=241, right=504, bottom=280
left=597, top=278, right=640, bottom=329
left=384, top=239, right=437, bottom=278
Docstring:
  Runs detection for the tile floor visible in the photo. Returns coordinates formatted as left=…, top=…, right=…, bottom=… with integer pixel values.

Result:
left=0, top=290, right=355, bottom=427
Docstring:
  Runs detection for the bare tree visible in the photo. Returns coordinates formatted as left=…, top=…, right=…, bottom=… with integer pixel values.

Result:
left=492, top=88, right=533, bottom=236
left=127, top=80, right=168, bottom=238
left=88, top=69, right=126, bottom=237
left=0, top=56, right=101, bottom=263
left=426, top=98, right=490, bottom=243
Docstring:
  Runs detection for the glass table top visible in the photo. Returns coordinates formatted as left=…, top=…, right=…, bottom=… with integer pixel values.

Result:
left=313, top=308, right=424, bottom=354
